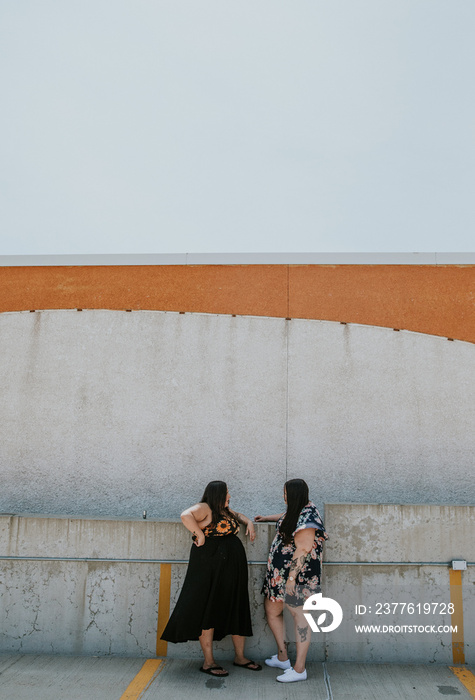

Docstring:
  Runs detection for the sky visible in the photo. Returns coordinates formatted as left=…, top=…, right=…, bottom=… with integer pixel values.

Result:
left=1, top=1, right=474, bottom=255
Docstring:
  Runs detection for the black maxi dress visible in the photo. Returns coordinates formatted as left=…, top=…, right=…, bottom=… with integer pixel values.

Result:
left=161, top=515, right=253, bottom=642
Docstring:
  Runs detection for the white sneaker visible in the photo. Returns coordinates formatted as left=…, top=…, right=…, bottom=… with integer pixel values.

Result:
left=276, top=667, right=307, bottom=683
left=264, top=654, right=291, bottom=670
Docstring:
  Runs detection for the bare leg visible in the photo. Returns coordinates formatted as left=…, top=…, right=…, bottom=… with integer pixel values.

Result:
left=264, top=598, right=289, bottom=661
left=198, top=629, right=227, bottom=674
left=286, top=607, right=310, bottom=673
left=231, top=634, right=246, bottom=663
left=231, top=635, right=261, bottom=669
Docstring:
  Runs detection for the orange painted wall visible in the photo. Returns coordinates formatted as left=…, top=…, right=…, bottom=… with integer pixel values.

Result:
left=289, top=265, right=475, bottom=343
left=0, top=264, right=474, bottom=343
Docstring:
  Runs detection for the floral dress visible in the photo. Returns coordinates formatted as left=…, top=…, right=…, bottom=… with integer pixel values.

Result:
left=262, top=502, right=328, bottom=603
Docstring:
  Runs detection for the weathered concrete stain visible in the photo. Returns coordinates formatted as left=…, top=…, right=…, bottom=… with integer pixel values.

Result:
left=437, top=685, right=461, bottom=695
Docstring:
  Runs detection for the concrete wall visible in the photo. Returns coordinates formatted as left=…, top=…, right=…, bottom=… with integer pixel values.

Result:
left=0, top=309, right=474, bottom=519
left=1, top=505, right=473, bottom=663
left=323, top=504, right=475, bottom=664
left=0, top=513, right=276, bottom=659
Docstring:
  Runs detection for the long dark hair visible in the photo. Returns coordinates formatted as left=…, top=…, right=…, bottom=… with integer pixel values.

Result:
left=201, top=480, right=232, bottom=525
left=279, top=478, right=310, bottom=544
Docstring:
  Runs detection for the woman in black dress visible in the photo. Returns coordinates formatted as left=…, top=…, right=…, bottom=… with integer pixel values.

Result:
left=255, top=478, right=328, bottom=683
left=161, top=480, right=262, bottom=676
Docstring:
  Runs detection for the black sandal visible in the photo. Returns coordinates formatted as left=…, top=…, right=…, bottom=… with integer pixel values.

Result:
left=233, top=660, right=262, bottom=671
left=199, top=665, right=229, bottom=677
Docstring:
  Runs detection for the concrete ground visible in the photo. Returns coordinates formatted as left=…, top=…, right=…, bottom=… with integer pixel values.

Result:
left=0, top=655, right=474, bottom=700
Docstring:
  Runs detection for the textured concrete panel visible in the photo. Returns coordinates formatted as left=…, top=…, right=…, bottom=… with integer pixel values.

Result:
left=0, top=309, right=287, bottom=519
left=0, top=515, right=275, bottom=563
left=321, top=504, right=475, bottom=664
left=323, top=564, right=472, bottom=664
left=0, top=515, right=279, bottom=658
left=1, top=310, right=474, bottom=520
left=287, top=320, right=475, bottom=513
left=324, top=504, right=475, bottom=563
left=0, top=559, right=159, bottom=656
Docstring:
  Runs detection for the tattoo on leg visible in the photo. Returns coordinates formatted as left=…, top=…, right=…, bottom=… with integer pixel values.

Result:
left=297, top=625, right=308, bottom=642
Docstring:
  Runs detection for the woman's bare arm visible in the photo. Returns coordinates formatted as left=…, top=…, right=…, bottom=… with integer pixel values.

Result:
left=254, top=513, right=285, bottom=522
left=230, top=510, right=256, bottom=541
left=180, top=502, right=210, bottom=546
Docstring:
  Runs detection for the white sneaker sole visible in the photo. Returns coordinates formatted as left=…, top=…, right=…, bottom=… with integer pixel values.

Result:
left=264, top=658, right=291, bottom=670
left=276, top=670, right=307, bottom=683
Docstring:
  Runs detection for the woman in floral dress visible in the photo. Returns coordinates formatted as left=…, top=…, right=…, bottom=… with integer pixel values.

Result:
left=255, top=478, right=328, bottom=683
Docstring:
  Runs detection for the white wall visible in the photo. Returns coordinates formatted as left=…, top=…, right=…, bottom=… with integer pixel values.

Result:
left=0, top=309, right=473, bottom=518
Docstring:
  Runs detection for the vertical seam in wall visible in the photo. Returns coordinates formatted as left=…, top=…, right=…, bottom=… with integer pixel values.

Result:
left=285, top=265, right=290, bottom=482
left=285, top=323, right=289, bottom=482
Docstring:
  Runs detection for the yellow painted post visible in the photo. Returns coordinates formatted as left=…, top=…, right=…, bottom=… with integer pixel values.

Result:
left=449, top=569, right=465, bottom=665
left=156, top=563, right=172, bottom=657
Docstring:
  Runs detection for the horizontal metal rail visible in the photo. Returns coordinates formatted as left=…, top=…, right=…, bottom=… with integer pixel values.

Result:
left=324, top=561, right=475, bottom=566
left=0, top=556, right=191, bottom=564
left=0, top=555, right=473, bottom=566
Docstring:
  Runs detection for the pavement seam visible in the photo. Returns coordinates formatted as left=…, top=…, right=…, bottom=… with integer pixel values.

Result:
left=0, top=654, right=24, bottom=675
left=323, top=662, right=333, bottom=700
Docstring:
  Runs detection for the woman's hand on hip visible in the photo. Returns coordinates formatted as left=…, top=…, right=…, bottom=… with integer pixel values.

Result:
left=284, top=578, right=300, bottom=609
left=285, top=577, right=296, bottom=596
left=193, top=530, right=206, bottom=547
